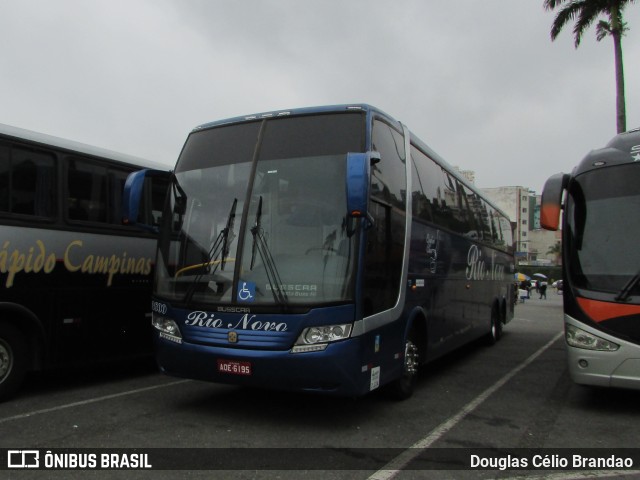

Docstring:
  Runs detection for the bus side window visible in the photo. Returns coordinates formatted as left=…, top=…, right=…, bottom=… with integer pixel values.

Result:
left=364, top=120, right=407, bottom=316
left=109, top=168, right=130, bottom=225
left=139, top=176, right=168, bottom=227
left=0, top=144, right=10, bottom=212
left=6, top=146, right=56, bottom=218
left=67, top=158, right=107, bottom=223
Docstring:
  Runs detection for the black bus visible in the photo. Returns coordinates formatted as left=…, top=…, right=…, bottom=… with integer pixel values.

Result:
left=0, top=123, right=167, bottom=400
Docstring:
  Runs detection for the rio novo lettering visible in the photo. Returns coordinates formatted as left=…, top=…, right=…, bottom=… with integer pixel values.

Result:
left=465, top=244, right=506, bottom=281
left=185, top=310, right=288, bottom=332
left=0, top=239, right=152, bottom=288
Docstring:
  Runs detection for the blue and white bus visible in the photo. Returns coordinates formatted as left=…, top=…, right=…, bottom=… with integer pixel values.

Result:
left=125, top=105, right=515, bottom=398
left=0, top=123, right=168, bottom=400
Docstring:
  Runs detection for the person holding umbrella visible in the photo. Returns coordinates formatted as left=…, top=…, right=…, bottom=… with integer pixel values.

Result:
left=534, top=273, right=548, bottom=299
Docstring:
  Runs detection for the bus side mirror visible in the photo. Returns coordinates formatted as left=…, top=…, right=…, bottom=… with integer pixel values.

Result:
left=346, top=151, right=379, bottom=227
left=122, top=168, right=170, bottom=233
left=540, top=173, right=569, bottom=231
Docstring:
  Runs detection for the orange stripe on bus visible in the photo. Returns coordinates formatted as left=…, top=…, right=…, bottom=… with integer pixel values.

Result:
left=577, top=297, right=640, bottom=323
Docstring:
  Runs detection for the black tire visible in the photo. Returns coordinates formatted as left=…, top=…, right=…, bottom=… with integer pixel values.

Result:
left=387, top=330, right=420, bottom=400
left=486, top=304, right=502, bottom=345
left=0, top=323, right=28, bottom=402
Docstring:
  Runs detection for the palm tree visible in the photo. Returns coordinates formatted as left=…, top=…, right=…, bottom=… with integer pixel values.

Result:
left=544, top=0, right=636, bottom=133
left=547, top=240, right=562, bottom=265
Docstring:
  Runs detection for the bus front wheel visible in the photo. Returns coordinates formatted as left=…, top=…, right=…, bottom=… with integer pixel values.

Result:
left=387, top=331, right=420, bottom=400
left=0, top=323, right=28, bottom=402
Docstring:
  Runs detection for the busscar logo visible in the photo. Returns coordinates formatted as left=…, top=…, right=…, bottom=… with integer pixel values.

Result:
left=8, top=450, right=40, bottom=468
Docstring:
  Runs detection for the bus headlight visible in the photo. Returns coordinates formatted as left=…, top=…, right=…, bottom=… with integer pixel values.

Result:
left=291, top=324, right=352, bottom=353
left=565, top=323, right=619, bottom=351
left=152, top=314, right=182, bottom=339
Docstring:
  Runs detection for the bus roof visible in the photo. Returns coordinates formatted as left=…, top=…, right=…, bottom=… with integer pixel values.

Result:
left=574, top=127, right=640, bottom=176
left=0, top=122, right=166, bottom=170
left=192, top=104, right=397, bottom=131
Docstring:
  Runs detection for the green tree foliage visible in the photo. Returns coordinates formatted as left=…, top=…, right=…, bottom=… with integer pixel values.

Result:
left=544, top=0, right=636, bottom=133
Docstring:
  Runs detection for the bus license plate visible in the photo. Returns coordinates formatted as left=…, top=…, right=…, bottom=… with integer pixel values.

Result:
left=217, top=359, right=252, bottom=376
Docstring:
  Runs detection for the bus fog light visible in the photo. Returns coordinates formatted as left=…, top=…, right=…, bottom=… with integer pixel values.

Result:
left=291, top=344, right=328, bottom=353
left=566, top=324, right=618, bottom=351
left=152, top=315, right=182, bottom=338
left=578, top=359, right=589, bottom=368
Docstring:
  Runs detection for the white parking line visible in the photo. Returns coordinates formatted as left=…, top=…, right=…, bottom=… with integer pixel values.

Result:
left=0, top=379, right=190, bottom=425
left=368, top=331, right=565, bottom=480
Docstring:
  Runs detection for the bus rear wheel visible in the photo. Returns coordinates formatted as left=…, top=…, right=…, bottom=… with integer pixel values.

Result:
left=0, top=323, right=28, bottom=402
left=486, top=304, right=503, bottom=345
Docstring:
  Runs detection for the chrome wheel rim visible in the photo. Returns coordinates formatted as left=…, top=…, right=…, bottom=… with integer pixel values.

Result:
left=404, top=340, right=419, bottom=376
left=0, top=341, right=12, bottom=380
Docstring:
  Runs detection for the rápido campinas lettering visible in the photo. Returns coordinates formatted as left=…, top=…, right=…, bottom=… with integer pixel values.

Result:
left=0, top=239, right=152, bottom=288
left=0, top=240, right=56, bottom=288
left=64, top=240, right=152, bottom=286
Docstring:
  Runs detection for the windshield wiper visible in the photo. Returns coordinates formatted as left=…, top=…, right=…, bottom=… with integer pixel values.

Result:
left=615, top=268, right=640, bottom=302
left=250, top=196, right=263, bottom=270
left=184, top=198, right=237, bottom=304
left=249, top=196, right=288, bottom=306
left=220, top=198, right=237, bottom=271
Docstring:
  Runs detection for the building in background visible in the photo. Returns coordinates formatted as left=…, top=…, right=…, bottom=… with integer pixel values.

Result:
left=480, top=187, right=560, bottom=266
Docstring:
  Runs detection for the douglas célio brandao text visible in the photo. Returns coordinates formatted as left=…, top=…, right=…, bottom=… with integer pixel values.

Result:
left=470, top=453, right=634, bottom=470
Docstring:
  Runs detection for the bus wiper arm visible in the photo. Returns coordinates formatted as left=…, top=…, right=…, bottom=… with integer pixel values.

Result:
left=250, top=196, right=263, bottom=270
left=184, top=198, right=237, bottom=304
left=615, top=268, right=640, bottom=302
left=249, top=196, right=288, bottom=306
left=220, top=198, right=238, bottom=271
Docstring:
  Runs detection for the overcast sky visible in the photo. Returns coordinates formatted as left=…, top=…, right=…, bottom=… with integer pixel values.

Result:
left=1, top=0, right=639, bottom=194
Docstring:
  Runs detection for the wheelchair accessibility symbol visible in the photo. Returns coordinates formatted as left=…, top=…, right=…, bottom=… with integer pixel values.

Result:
left=237, top=281, right=255, bottom=302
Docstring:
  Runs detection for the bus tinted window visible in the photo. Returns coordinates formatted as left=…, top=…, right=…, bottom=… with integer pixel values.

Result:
left=364, top=120, right=407, bottom=316
left=67, top=158, right=108, bottom=222
left=0, top=146, right=56, bottom=217
left=260, top=113, right=364, bottom=160
left=109, top=168, right=130, bottom=224
left=0, top=144, right=9, bottom=212
left=371, top=120, right=406, bottom=208
left=177, top=122, right=262, bottom=173
left=411, top=146, right=441, bottom=224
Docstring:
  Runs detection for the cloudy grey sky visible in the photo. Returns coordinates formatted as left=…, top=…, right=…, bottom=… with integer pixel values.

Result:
left=1, top=0, right=639, bottom=193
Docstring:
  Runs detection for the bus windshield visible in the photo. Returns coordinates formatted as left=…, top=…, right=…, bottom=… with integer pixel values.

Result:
left=566, top=163, right=640, bottom=295
left=155, top=113, right=364, bottom=307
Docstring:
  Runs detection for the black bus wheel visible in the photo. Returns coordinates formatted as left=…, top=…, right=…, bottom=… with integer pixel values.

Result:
left=486, top=304, right=502, bottom=345
left=387, top=331, right=420, bottom=400
left=0, top=323, right=28, bottom=402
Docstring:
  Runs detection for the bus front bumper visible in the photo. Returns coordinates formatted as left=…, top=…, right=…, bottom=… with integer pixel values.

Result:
left=565, top=316, right=640, bottom=391
left=154, top=334, right=374, bottom=397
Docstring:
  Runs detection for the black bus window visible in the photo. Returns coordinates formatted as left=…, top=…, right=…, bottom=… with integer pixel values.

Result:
left=12, top=147, right=56, bottom=217
left=138, top=176, right=169, bottom=226
left=371, top=120, right=406, bottom=208
left=410, top=146, right=434, bottom=223
left=0, top=144, right=9, bottom=212
left=108, top=168, right=130, bottom=225
left=67, top=158, right=107, bottom=223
